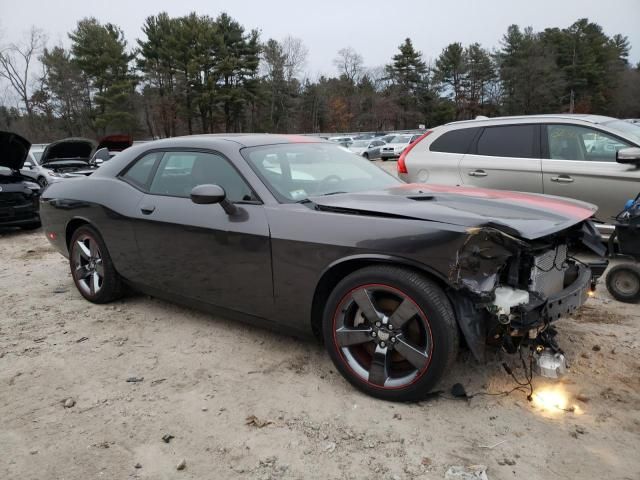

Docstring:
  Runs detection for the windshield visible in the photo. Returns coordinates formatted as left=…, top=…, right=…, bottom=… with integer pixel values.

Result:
left=350, top=140, right=369, bottom=148
left=602, top=119, right=640, bottom=145
left=390, top=135, right=412, bottom=144
left=242, top=143, right=401, bottom=202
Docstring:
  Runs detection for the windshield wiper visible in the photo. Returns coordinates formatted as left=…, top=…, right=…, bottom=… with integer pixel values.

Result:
left=321, top=191, right=347, bottom=196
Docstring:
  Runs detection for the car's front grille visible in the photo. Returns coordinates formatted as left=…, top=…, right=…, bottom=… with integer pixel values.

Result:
left=530, top=245, right=568, bottom=297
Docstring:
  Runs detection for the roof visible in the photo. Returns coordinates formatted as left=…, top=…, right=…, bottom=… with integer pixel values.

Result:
left=445, top=114, right=617, bottom=127
left=159, top=133, right=332, bottom=148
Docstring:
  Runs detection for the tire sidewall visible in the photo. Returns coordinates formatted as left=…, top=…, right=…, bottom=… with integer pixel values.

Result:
left=322, top=267, right=457, bottom=401
left=606, top=264, right=640, bottom=303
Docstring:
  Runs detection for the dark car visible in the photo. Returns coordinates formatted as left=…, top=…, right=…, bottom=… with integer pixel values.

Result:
left=40, top=135, right=604, bottom=401
left=0, top=131, right=41, bottom=230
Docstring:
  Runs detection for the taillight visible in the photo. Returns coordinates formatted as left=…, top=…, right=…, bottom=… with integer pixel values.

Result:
left=397, top=130, right=432, bottom=175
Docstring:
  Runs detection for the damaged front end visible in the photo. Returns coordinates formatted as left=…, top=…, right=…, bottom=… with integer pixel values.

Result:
left=447, top=220, right=607, bottom=376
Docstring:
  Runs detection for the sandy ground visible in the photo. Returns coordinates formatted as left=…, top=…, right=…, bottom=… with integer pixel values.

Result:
left=1, top=164, right=640, bottom=479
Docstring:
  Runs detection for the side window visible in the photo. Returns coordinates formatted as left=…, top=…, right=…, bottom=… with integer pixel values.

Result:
left=429, top=128, right=479, bottom=154
left=149, top=151, right=257, bottom=202
left=547, top=124, right=631, bottom=162
left=476, top=125, right=536, bottom=158
left=121, top=152, right=163, bottom=188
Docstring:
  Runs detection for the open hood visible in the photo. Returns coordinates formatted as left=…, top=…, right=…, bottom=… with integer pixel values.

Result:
left=308, top=183, right=597, bottom=240
left=97, top=134, right=133, bottom=152
left=0, top=131, right=31, bottom=170
left=40, top=138, right=96, bottom=165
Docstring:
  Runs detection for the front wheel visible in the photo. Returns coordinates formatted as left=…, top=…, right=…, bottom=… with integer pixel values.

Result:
left=322, top=265, right=459, bottom=401
left=69, top=225, right=123, bottom=303
left=362, top=152, right=369, bottom=160
left=37, top=176, right=47, bottom=188
left=606, top=264, right=640, bottom=303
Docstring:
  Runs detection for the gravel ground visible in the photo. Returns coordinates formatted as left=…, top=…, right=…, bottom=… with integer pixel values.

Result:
left=1, top=166, right=639, bottom=479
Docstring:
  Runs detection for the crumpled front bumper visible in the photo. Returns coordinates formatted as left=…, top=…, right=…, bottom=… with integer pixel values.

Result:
left=511, top=265, right=591, bottom=328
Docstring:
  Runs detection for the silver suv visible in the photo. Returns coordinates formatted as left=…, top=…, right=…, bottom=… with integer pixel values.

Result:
left=399, top=114, right=640, bottom=234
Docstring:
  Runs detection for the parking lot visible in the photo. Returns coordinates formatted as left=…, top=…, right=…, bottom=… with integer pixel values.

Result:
left=0, top=159, right=637, bottom=480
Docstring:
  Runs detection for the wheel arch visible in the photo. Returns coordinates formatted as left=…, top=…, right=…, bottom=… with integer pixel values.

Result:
left=310, top=254, right=450, bottom=340
left=65, top=216, right=96, bottom=250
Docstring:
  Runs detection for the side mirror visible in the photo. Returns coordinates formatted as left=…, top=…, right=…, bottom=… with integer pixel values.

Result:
left=23, top=161, right=34, bottom=169
left=616, top=147, right=640, bottom=165
left=190, top=184, right=237, bottom=215
left=91, top=147, right=111, bottom=164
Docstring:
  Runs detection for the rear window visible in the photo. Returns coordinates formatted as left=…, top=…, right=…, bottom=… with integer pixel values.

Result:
left=429, top=128, right=479, bottom=154
left=475, top=125, right=537, bottom=158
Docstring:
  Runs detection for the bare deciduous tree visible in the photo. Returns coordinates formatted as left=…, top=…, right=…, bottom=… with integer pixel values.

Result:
left=0, top=27, right=47, bottom=117
left=333, top=47, right=364, bottom=83
left=281, top=36, right=308, bottom=81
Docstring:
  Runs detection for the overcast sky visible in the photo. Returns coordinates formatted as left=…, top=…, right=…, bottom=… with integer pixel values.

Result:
left=1, top=0, right=639, bottom=77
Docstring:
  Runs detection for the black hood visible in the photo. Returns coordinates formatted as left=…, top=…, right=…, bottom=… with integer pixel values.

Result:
left=41, top=138, right=96, bottom=165
left=0, top=131, right=31, bottom=170
left=309, top=183, right=597, bottom=240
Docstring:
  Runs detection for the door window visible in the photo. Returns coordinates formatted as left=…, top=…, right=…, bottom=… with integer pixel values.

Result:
left=121, top=152, right=163, bottom=188
left=148, top=151, right=257, bottom=202
left=546, top=124, right=631, bottom=162
left=429, top=127, right=480, bottom=154
left=475, top=125, right=537, bottom=158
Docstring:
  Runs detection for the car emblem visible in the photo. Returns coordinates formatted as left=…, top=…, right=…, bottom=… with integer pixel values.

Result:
left=377, top=330, right=390, bottom=341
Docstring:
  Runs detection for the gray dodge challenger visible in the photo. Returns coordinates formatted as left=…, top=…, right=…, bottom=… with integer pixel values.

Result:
left=40, top=134, right=605, bottom=401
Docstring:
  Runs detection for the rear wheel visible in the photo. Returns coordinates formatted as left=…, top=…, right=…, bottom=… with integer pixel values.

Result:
left=69, top=225, right=123, bottom=303
left=606, top=264, right=640, bottom=303
left=322, top=265, right=459, bottom=401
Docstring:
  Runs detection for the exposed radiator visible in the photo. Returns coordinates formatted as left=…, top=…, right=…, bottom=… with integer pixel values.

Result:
left=529, top=244, right=568, bottom=297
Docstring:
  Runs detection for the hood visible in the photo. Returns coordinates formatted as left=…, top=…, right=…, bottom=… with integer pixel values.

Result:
left=41, top=137, right=96, bottom=165
left=0, top=131, right=31, bottom=170
left=308, top=183, right=596, bottom=240
left=97, top=134, right=133, bottom=152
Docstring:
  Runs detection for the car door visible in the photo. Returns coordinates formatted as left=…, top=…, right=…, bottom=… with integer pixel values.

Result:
left=130, top=150, right=273, bottom=318
left=368, top=141, right=384, bottom=159
left=542, top=123, right=640, bottom=223
left=459, top=124, right=543, bottom=193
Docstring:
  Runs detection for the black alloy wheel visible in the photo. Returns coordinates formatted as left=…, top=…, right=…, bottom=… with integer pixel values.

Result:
left=323, top=265, right=459, bottom=401
left=69, top=225, right=123, bottom=303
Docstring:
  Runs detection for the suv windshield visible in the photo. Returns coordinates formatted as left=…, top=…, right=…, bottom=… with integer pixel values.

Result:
left=242, top=143, right=400, bottom=202
left=602, top=119, right=640, bottom=145
left=390, top=135, right=412, bottom=144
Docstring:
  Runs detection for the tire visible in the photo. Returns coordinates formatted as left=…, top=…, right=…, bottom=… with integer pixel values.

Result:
left=21, top=222, right=41, bottom=230
left=69, top=224, right=123, bottom=304
left=362, top=152, right=369, bottom=160
left=322, top=265, right=459, bottom=401
left=37, top=177, right=47, bottom=188
left=606, top=263, right=640, bottom=303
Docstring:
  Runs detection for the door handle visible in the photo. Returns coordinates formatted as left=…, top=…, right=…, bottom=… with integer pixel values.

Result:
left=550, top=175, right=574, bottom=183
left=140, top=205, right=156, bottom=215
left=468, top=170, right=487, bottom=177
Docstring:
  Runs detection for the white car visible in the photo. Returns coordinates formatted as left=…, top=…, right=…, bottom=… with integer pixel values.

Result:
left=397, top=114, right=640, bottom=235
left=328, top=136, right=355, bottom=147
left=380, top=134, right=421, bottom=161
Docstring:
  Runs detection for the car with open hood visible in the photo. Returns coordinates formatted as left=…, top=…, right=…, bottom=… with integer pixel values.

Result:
left=26, top=137, right=97, bottom=187
left=40, top=134, right=605, bottom=401
left=0, top=131, right=41, bottom=229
